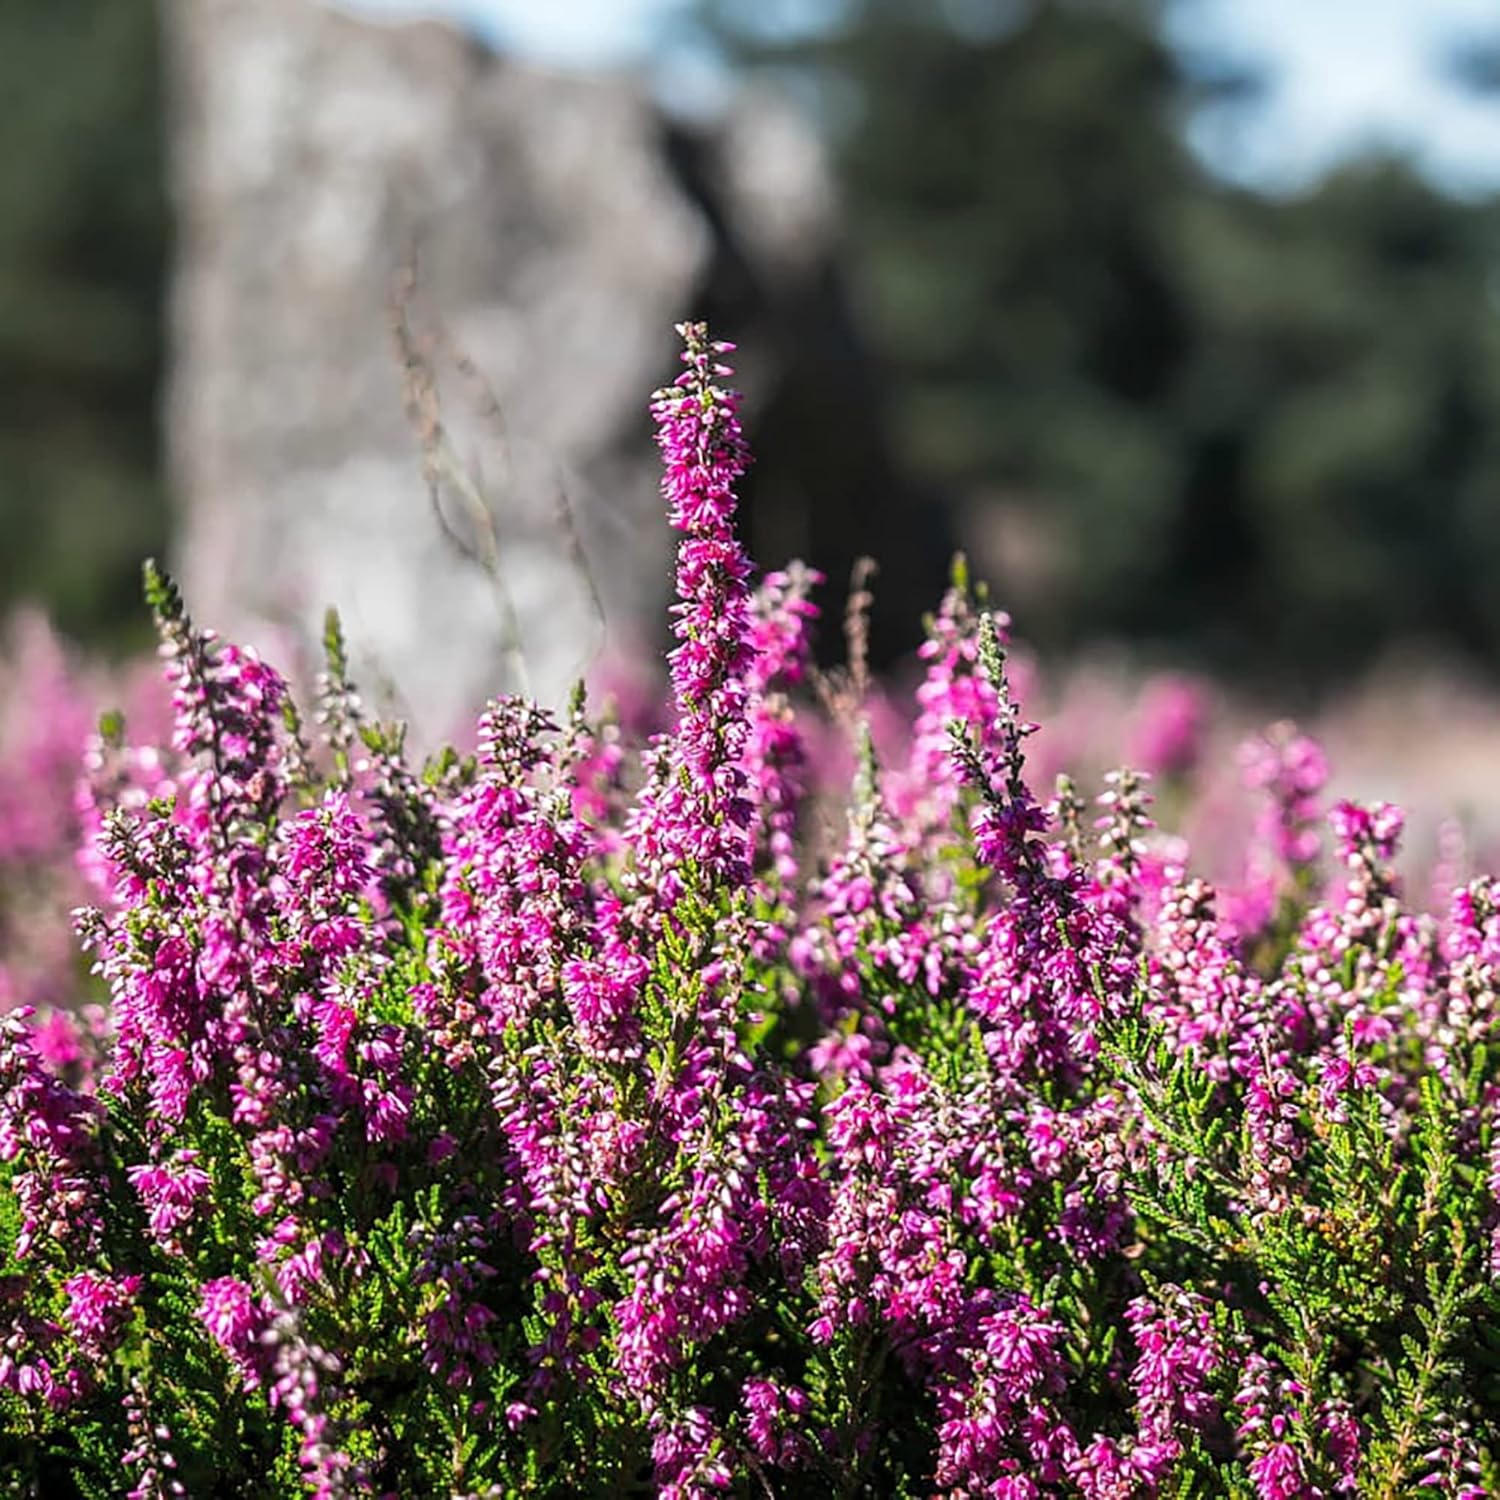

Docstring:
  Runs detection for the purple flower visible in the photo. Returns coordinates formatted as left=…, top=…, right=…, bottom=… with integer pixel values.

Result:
left=0, top=1009, right=101, bottom=1257
left=741, top=1375, right=811, bottom=1468
left=200, top=1276, right=268, bottom=1389
left=127, top=1149, right=212, bottom=1254
left=1248, top=1443, right=1311, bottom=1500
left=627, top=323, right=757, bottom=895
left=1127, top=674, right=1207, bottom=781
left=64, top=1271, right=141, bottom=1360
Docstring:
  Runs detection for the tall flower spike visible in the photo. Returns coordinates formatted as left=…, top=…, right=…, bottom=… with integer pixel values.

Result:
left=746, top=562, right=822, bottom=889
left=142, top=557, right=287, bottom=835
left=631, top=322, right=756, bottom=892
left=955, top=609, right=1046, bottom=885
left=891, top=560, right=1013, bottom=848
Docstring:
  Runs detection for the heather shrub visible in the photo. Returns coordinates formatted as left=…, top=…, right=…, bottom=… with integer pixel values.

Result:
left=0, top=613, right=166, bottom=1037
left=2, top=324, right=1499, bottom=1498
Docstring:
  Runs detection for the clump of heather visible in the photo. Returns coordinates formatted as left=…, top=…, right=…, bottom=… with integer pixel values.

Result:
left=0, top=614, right=98, bottom=1026
left=2, top=324, right=1500, bottom=1498
left=0, top=613, right=168, bottom=1053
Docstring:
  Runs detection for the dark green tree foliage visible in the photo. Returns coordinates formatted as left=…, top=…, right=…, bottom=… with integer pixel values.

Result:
left=686, top=0, right=1500, bottom=688
left=0, top=0, right=167, bottom=649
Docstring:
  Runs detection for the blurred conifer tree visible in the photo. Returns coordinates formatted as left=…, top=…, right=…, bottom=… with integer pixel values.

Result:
left=683, top=0, right=1500, bottom=688
left=0, top=0, right=167, bottom=649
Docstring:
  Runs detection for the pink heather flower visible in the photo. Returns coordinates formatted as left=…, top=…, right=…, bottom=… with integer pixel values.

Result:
left=747, top=565, right=821, bottom=694
left=566, top=712, right=626, bottom=845
left=1241, top=726, right=1329, bottom=859
left=1093, top=767, right=1156, bottom=914
left=1127, top=674, right=1207, bottom=781
left=0, top=614, right=101, bottom=1016
left=1442, top=877, right=1500, bottom=1090
left=163, top=634, right=287, bottom=823
left=122, top=1371, right=187, bottom=1498
left=950, top=624, right=1142, bottom=1096
left=615, top=1162, right=757, bottom=1394
left=930, top=1294, right=1077, bottom=1492
left=264, top=1307, right=363, bottom=1497
left=1150, top=878, right=1259, bottom=1079
left=356, top=1026, right=412, bottom=1145
left=0, top=614, right=91, bottom=863
left=127, top=1149, right=213, bottom=1254
left=1419, top=1416, right=1486, bottom=1497
left=200, top=1276, right=267, bottom=1389
left=1329, top=798, right=1405, bottom=871
left=63, top=1271, right=141, bottom=1360
left=1232, top=1353, right=1358, bottom=1499
left=627, top=322, right=757, bottom=893
left=0, top=1008, right=101, bottom=1258
left=311, top=996, right=357, bottom=1082
left=412, top=1213, right=502, bottom=1389
left=1313, top=1053, right=1377, bottom=1124
left=269, top=1228, right=351, bottom=1307
left=745, top=563, right=821, bottom=891
left=652, top=1404, right=734, bottom=1497
left=1244, top=1060, right=1305, bottom=1212
left=741, top=1375, right=811, bottom=1468
left=436, top=706, right=593, bottom=1038
left=280, top=791, right=371, bottom=907
left=1125, top=1286, right=1222, bottom=1444
left=1322, top=1398, right=1361, bottom=1491
left=1235, top=724, right=1329, bottom=931
left=1248, top=1443, right=1310, bottom=1500
left=814, top=1069, right=977, bottom=1352
left=29, top=1009, right=84, bottom=1076
left=889, top=582, right=1014, bottom=846
left=561, top=952, right=644, bottom=1059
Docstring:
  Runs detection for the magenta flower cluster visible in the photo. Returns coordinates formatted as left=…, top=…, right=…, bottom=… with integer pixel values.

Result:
left=0, top=324, right=1497, bottom=1496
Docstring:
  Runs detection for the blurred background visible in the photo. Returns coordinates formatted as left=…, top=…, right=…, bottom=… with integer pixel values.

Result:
left=13, top=0, right=1500, bottom=1018
left=8, top=0, right=1500, bottom=702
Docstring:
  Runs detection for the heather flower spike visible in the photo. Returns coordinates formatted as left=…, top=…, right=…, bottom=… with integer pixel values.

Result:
left=628, top=320, right=757, bottom=894
left=0, top=329, right=1497, bottom=1497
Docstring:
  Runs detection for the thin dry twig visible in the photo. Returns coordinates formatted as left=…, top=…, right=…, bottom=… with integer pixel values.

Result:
left=444, top=326, right=608, bottom=680
left=389, top=245, right=531, bottom=698
left=845, top=555, right=878, bottom=705
left=812, top=556, right=879, bottom=733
